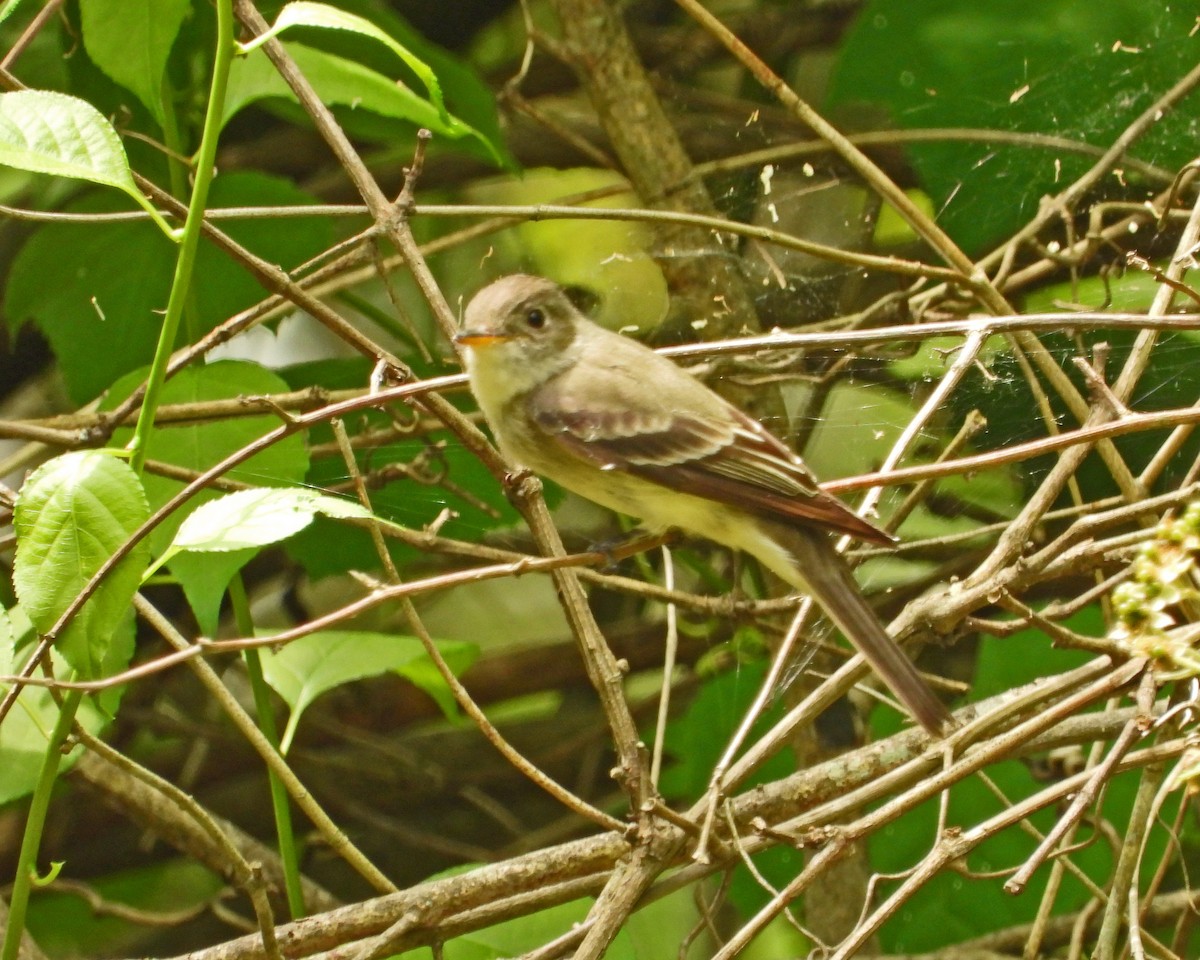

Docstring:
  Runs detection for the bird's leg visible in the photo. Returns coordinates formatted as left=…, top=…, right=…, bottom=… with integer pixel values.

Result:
left=588, top=527, right=679, bottom=571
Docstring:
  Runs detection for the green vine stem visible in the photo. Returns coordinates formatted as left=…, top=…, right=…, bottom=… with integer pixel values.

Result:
left=0, top=689, right=82, bottom=960
left=3, top=2, right=238, bottom=955
left=128, top=0, right=235, bottom=475
left=229, top=575, right=307, bottom=919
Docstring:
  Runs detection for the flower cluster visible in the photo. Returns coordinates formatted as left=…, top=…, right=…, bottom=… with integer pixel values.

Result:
left=1111, top=502, right=1200, bottom=679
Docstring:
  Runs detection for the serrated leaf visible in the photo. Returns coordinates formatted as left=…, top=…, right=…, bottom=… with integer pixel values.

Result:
left=260, top=631, right=477, bottom=753
left=13, top=452, right=150, bottom=678
left=171, top=487, right=373, bottom=553
left=79, top=0, right=189, bottom=125
left=242, top=0, right=447, bottom=122
left=0, top=90, right=160, bottom=222
left=163, top=487, right=374, bottom=634
left=0, top=90, right=134, bottom=189
left=0, top=599, right=33, bottom=650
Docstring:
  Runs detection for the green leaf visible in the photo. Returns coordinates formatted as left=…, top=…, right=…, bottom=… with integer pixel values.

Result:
left=0, top=90, right=166, bottom=229
left=0, top=89, right=135, bottom=190
left=0, top=605, right=52, bottom=803
left=392, top=882, right=696, bottom=960
left=657, top=662, right=790, bottom=803
left=225, top=43, right=500, bottom=162
left=888, top=335, right=1007, bottom=383
left=225, top=42, right=442, bottom=133
left=394, top=641, right=478, bottom=721
left=274, top=364, right=530, bottom=579
left=241, top=0, right=448, bottom=122
left=1023, top=269, right=1161, bottom=315
left=4, top=172, right=333, bottom=404
left=323, top=0, right=510, bottom=168
left=284, top=433, right=529, bottom=578
left=0, top=604, right=134, bottom=804
left=393, top=897, right=592, bottom=960
left=78, top=0, right=190, bottom=126
left=829, top=2, right=1199, bottom=252
left=13, top=452, right=150, bottom=678
left=869, top=728, right=1166, bottom=954
left=472, top=168, right=669, bottom=325
left=104, top=360, right=311, bottom=533
left=25, top=859, right=222, bottom=958
left=973, top=608, right=1096, bottom=699
left=6, top=209, right=175, bottom=405
left=170, top=487, right=373, bottom=553
left=102, top=360, right=311, bottom=632
left=0, top=0, right=31, bottom=26
left=259, top=630, right=478, bottom=754
left=164, top=548, right=258, bottom=638
left=871, top=763, right=1039, bottom=952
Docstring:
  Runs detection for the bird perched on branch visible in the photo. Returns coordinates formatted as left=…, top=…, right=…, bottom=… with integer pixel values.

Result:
left=457, top=274, right=948, bottom=735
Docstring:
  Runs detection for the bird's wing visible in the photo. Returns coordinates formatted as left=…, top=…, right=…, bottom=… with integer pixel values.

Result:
left=527, top=353, right=893, bottom=545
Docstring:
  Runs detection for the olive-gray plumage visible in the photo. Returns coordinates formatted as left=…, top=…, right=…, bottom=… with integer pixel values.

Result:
left=457, top=275, right=948, bottom=734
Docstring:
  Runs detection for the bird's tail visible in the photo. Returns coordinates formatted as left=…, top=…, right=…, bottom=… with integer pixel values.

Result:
left=772, top=526, right=950, bottom=735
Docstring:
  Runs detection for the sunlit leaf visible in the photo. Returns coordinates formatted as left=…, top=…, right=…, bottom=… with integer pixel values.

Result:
left=171, top=487, right=373, bottom=553
left=0, top=90, right=164, bottom=227
left=0, top=90, right=135, bottom=189
left=225, top=43, right=501, bottom=163
left=241, top=0, right=448, bottom=122
left=104, top=360, right=312, bottom=543
left=392, top=896, right=592, bottom=960
left=13, top=452, right=150, bottom=678
left=103, top=360, right=311, bottom=633
left=0, top=0, right=31, bottom=26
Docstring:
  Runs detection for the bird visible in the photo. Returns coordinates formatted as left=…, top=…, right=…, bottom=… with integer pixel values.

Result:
left=455, top=274, right=948, bottom=735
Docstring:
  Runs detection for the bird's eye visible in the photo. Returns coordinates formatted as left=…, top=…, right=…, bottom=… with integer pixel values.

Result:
left=525, top=308, right=546, bottom=329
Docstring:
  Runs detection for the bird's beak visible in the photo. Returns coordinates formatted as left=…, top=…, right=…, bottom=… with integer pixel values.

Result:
left=455, top=330, right=509, bottom=347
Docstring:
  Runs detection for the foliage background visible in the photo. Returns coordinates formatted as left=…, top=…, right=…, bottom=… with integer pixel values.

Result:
left=0, top=1, right=1198, bottom=959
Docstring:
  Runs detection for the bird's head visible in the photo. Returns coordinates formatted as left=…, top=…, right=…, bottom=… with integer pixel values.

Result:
left=456, top=275, right=582, bottom=397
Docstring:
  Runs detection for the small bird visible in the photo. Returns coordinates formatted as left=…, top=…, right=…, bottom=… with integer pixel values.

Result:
left=456, top=274, right=948, bottom=734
